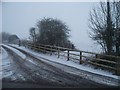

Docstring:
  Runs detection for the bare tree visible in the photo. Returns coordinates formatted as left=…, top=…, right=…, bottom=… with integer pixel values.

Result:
left=29, top=27, right=37, bottom=43
left=112, top=1, right=120, bottom=56
left=89, top=1, right=120, bottom=56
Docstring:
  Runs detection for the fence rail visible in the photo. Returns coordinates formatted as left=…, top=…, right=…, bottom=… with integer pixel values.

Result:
left=22, top=42, right=120, bottom=75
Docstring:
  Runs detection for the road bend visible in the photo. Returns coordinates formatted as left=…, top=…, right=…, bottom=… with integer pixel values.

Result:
left=2, top=45, right=118, bottom=88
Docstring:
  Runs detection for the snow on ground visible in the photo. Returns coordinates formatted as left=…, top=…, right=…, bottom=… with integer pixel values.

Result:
left=3, top=71, right=13, bottom=78
left=1, top=47, right=8, bottom=60
left=1, top=47, right=13, bottom=78
left=0, top=45, right=2, bottom=79
left=17, top=74, right=26, bottom=81
left=27, top=58, right=38, bottom=66
left=62, top=50, right=93, bottom=63
left=11, top=76, right=16, bottom=81
left=1, top=46, right=27, bottom=81
left=64, top=50, right=93, bottom=57
left=10, top=44, right=118, bottom=80
left=2, top=44, right=26, bottom=60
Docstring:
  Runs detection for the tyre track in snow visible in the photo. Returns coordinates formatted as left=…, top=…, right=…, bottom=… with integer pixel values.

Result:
left=2, top=46, right=35, bottom=83
left=2, top=45, right=65, bottom=87
left=2, top=45, right=117, bottom=88
left=8, top=45, right=120, bottom=87
left=3, top=45, right=84, bottom=87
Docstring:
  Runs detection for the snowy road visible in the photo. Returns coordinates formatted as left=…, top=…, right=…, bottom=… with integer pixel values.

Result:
left=1, top=44, right=119, bottom=88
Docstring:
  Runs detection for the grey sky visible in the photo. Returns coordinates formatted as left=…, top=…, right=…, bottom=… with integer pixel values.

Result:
left=0, top=3, right=2, bottom=33
left=2, top=2, right=101, bottom=52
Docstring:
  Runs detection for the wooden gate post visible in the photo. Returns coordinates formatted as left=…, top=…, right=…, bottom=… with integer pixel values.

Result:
left=50, top=46, right=52, bottom=56
left=58, top=48, right=60, bottom=58
left=67, top=50, right=69, bottom=61
left=43, top=46, right=46, bottom=54
left=116, top=57, right=120, bottom=76
left=80, top=51, right=82, bottom=64
left=38, top=45, right=40, bottom=52
left=95, top=54, right=98, bottom=58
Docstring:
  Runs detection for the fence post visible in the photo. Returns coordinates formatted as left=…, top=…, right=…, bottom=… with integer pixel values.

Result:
left=95, top=54, right=98, bottom=58
left=31, top=44, right=33, bottom=49
left=116, top=57, right=120, bottom=76
left=43, top=45, right=46, bottom=54
left=33, top=44, right=35, bottom=50
left=26, top=42, right=28, bottom=48
left=67, top=50, right=69, bottom=61
left=50, top=46, right=52, bottom=56
left=58, top=48, right=60, bottom=58
left=38, top=44, right=39, bottom=51
left=80, top=51, right=82, bottom=64
left=40, top=44, right=42, bottom=52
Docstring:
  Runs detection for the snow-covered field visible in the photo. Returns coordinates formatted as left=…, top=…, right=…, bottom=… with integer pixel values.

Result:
left=9, top=44, right=118, bottom=79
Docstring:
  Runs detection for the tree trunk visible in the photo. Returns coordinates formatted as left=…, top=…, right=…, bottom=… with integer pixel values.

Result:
left=106, top=0, right=113, bottom=55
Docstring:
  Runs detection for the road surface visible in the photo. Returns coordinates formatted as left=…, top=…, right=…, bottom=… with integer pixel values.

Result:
left=1, top=45, right=118, bottom=88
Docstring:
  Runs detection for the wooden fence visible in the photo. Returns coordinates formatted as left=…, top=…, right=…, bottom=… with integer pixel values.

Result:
left=22, top=42, right=120, bottom=75
left=0, top=44, right=1, bottom=53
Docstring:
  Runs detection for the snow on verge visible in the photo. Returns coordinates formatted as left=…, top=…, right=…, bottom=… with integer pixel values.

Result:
left=2, top=44, right=26, bottom=60
left=10, top=44, right=119, bottom=80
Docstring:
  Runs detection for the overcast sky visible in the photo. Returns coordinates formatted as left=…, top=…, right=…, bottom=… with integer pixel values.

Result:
left=0, top=3, right=1, bottom=44
left=2, top=2, right=102, bottom=52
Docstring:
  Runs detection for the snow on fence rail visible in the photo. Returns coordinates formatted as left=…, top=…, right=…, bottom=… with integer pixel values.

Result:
left=22, top=42, right=120, bottom=75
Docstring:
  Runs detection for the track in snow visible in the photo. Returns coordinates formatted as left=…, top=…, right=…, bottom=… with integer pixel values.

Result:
left=2, top=45, right=118, bottom=88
